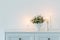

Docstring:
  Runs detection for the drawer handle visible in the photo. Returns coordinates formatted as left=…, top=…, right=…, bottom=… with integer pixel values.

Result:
left=19, top=38, right=21, bottom=40
left=48, top=38, right=50, bottom=40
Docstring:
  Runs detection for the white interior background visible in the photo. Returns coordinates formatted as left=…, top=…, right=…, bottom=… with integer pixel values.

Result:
left=0, top=0, right=60, bottom=40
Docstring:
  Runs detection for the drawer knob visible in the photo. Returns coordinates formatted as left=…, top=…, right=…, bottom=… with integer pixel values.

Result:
left=48, top=38, right=50, bottom=40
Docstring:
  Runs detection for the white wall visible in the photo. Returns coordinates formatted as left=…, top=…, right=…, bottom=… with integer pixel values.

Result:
left=0, top=0, right=60, bottom=40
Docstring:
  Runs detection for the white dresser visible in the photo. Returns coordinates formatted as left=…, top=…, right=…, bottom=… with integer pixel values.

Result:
left=5, top=32, right=60, bottom=40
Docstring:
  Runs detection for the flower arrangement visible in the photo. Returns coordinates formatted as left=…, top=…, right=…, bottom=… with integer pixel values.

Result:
left=31, top=15, right=45, bottom=24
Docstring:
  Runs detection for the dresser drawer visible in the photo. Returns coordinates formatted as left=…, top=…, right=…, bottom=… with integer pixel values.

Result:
left=35, top=32, right=59, bottom=40
left=5, top=32, right=34, bottom=40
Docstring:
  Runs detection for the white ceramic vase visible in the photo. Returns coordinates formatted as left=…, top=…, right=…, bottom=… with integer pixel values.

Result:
left=34, top=23, right=42, bottom=32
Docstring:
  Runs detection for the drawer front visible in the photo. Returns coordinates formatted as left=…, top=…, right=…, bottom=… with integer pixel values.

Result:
left=7, top=36, right=34, bottom=40
left=5, top=32, right=34, bottom=40
left=35, top=36, right=58, bottom=40
left=35, top=33, right=59, bottom=40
